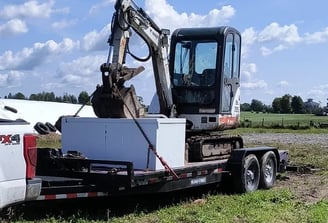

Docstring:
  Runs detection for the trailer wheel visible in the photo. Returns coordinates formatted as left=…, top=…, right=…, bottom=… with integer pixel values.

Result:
left=234, top=154, right=260, bottom=193
left=259, top=151, right=277, bottom=189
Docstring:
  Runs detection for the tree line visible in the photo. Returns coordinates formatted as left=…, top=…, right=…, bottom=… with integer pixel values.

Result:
left=241, top=94, right=323, bottom=114
left=2, top=91, right=323, bottom=114
left=3, top=91, right=90, bottom=105
left=2, top=91, right=146, bottom=107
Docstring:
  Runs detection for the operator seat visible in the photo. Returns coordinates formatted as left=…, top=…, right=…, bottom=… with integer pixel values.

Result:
left=200, top=69, right=215, bottom=86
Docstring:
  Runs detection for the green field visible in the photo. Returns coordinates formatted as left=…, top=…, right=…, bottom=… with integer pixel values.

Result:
left=241, top=112, right=328, bottom=128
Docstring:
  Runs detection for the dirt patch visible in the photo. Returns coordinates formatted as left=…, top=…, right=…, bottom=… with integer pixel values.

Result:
left=243, top=133, right=328, bottom=147
left=276, top=171, right=328, bottom=204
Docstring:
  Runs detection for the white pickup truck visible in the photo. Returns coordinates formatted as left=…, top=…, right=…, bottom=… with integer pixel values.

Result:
left=0, top=105, right=41, bottom=210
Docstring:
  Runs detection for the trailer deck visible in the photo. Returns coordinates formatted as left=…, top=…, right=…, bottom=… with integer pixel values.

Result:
left=35, top=147, right=288, bottom=201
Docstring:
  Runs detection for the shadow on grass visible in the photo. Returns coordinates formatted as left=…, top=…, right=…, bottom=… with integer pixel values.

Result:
left=10, top=184, right=226, bottom=222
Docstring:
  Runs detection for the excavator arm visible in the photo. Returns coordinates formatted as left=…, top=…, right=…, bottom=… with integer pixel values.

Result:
left=92, top=0, right=174, bottom=118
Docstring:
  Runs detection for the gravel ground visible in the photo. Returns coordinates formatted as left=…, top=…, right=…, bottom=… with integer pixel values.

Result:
left=242, top=133, right=328, bottom=146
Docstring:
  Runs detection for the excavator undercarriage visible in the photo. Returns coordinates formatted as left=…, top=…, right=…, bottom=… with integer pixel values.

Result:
left=187, top=133, right=243, bottom=162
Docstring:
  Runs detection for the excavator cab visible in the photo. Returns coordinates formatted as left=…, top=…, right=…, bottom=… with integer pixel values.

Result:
left=169, top=27, right=242, bottom=131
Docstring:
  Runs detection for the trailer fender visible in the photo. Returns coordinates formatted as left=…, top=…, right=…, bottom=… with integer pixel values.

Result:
left=229, top=147, right=279, bottom=165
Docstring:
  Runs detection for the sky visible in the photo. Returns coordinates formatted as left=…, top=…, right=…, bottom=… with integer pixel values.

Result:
left=1, top=0, right=328, bottom=106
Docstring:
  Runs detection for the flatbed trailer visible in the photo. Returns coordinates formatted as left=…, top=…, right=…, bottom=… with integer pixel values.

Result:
left=35, top=147, right=288, bottom=202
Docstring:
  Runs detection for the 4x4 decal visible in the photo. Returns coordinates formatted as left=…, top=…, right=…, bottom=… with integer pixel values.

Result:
left=0, top=134, right=20, bottom=145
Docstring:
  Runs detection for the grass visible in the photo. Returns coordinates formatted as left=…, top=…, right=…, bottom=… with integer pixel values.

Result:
left=116, top=190, right=327, bottom=223
left=106, top=190, right=325, bottom=223
left=10, top=190, right=328, bottom=223
left=241, top=112, right=328, bottom=128
left=227, top=127, right=328, bottom=134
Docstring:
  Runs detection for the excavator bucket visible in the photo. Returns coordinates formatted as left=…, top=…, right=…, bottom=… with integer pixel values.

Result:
left=91, top=84, right=143, bottom=118
left=91, top=64, right=145, bottom=118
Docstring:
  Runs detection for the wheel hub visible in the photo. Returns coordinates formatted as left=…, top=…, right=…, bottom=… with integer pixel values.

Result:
left=246, top=170, right=255, bottom=183
left=264, top=161, right=273, bottom=182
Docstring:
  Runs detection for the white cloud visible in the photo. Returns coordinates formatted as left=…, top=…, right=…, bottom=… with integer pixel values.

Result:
left=81, top=24, right=111, bottom=51
left=252, top=22, right=302, bottom=56
left=0, top=1, right=55, bottom=19
left=89, top=0, right=115, bottom=15
left=258, top=22, right=302, bottom=44
left=277, top=80, right=289, bottom=87
left=52, top=19, right=77, bottom=30
left=0, top=71, right=24, bottom=88
left=0, top=38, right=79, bottom=70
left=241, top=27, right=257, bottom=58
left=242, top=28, right=258, bottom=46
left=247, top=23, right=328, bottom=56
left=204, top=6, right=235, bottom=26
left=307, top=89, right=325, bottom=101
left=260, top=44, right=288, bottom=56
left=304, top=27, right=328, bottom=44
left=241, top=63, right=257, bottom=79
left=144, top=0, right=235, bottom=30
left=52, top=7, right=70, bottom=15
left=260, top=46, right=272, bottom=56
left=57, top=55, right=105, bottom=78
left=240, top=63, right=267, bottom=90
left=242, top=80, right=267, bottom=90
left=301, top=84, right=328, bottom=104
left=82, top=1, right=235, bottom=52
left=0, top=19, right=28, bottom=36
left=44, top=55, right=105, bottom=90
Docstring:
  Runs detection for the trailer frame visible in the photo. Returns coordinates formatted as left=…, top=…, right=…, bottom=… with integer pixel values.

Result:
left=35, top=146, right=288, bottom=201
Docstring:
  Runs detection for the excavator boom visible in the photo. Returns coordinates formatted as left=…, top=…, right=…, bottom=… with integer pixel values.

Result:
left=92, top=0, right=174, bottom=118
left=90, top=0, right=243, bottom=162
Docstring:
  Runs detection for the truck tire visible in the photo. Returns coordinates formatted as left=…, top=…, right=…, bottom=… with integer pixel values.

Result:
left=234, top=154, right=260, bottom=193
left=0, top=207, right=14, bottom=221
left=45, top=122, right=57, bottom=132
left=34, top=122, right=50, bottom=135
left=259, top=151, right=277, bottom=189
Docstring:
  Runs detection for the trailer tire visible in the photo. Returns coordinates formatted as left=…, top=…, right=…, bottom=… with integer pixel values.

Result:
left=34, top=122, right=50, bottom=135
left=234, top=154, right=260, bottom=193
left=259, top=151, right=277, bottom=189
left=45, top=122, right=57, bottom=132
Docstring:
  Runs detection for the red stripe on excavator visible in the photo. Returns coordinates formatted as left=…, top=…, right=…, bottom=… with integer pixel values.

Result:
left=219, top=116, right=237, bottom=125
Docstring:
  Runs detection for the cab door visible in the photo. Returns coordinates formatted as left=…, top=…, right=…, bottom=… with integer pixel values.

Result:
left=221, top=32, right=241, bottom=113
